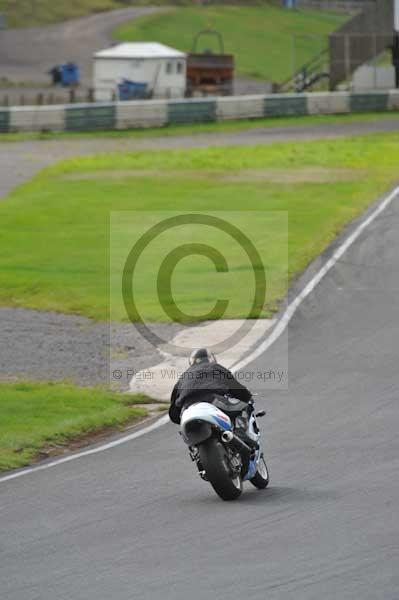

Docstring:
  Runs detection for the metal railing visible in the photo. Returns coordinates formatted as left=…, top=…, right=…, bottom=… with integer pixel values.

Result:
left=279, top=48, right=329, bottom=93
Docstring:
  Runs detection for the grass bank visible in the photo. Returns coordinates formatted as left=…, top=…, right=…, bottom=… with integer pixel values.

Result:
left=1, top=133, right=399, bottom=321
left=0, top=382, right=151, bottom=472
left=0, top=1, right=345, bottom=32
left=115, top=5, right=346, bottom=83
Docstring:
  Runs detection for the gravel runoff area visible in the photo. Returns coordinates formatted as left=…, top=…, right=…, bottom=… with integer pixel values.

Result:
left=2, top=118, right=399, bottom=388
left=0, top=308, right=182, bottom=392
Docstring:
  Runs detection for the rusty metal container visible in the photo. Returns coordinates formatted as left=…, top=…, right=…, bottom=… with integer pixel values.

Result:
left=186, top=30, right=235, bottom=96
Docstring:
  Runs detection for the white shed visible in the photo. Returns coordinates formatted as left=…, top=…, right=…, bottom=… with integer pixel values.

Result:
left=93, top=42, right=187, bottom=101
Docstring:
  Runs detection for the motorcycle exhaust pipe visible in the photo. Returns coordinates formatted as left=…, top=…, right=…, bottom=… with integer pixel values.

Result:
left=221, top=430, right=252, bottom=456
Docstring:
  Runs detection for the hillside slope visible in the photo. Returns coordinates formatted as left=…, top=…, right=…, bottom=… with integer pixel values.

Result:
left=115, top=5, right=347, bottom=83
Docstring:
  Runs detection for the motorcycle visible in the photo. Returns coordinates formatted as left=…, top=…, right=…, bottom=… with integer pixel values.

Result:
left=180, top=395, right=269, bottom=501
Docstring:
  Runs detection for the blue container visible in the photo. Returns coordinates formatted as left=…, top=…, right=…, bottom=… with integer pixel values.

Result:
left=60, top=63, right=80, bottom=87
left=118, top=79, right=148, bottom=101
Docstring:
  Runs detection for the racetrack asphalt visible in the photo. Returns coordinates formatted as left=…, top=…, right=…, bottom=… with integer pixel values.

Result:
left=1, top=182, right=398, bottom=598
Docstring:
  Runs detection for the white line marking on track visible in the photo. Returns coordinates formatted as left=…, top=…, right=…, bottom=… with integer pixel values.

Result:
left=0, top=415, right=169, bottom=483
left=1, top=185, right=398, bottom=484
left=232, top=185, right=399, bottom=373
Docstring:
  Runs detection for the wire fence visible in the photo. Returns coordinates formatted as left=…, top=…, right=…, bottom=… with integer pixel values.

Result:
left=0, top=81, right=275, bottom=107
left=279, top=32, right=396, bottom=93
left=0, top=87, right=97, bottom=107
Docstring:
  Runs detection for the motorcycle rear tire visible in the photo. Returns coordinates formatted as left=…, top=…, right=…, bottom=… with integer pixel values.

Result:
left=198, top=438, right=242, bottom=501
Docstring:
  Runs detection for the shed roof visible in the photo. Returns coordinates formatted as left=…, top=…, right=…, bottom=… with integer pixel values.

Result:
left=94, top=42, right=186, bottom=60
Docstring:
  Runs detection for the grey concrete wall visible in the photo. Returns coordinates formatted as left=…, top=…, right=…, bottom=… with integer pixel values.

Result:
left=1, top=90, right=398, bottom=134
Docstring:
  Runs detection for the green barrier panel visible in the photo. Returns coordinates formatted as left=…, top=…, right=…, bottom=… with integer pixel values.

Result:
left=65, top=104, right=116, bottom=131
left=350, top=93, right=388, bottom=113
left=168, top=100, right=216, bottom=124
left=264, top=95, right=308, bottom=118
left=0, top=110, right=10, bottom=133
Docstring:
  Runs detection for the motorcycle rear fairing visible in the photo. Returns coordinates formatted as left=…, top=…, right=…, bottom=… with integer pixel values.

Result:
left=180, top=402, right=232, bottom=435
left=179, top=398, right=269, bottom=500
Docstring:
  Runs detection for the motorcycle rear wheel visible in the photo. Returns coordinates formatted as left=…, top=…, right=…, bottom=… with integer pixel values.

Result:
left=198, top=438, right=242, bottom=501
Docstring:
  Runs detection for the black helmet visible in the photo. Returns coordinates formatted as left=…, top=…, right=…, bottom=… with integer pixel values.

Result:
left=189, top=348, right=216, bottom=366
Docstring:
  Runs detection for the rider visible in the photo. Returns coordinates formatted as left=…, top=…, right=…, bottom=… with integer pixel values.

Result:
left=169, top=348, right=254, bottom=441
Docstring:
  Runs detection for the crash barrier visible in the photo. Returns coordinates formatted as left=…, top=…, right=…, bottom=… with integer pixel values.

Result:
left=65, top=104, right=116, bottom=131
left=1, top=90, right=399, bottom=134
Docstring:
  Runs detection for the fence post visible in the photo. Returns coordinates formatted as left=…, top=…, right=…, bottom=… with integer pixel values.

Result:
left=345, top=34, right=351, bottom=87
left=373, top=33, right=377, bottom=89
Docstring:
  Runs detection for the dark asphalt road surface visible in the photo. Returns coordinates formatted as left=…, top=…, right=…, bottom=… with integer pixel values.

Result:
left=1, top=188, right=398, bottom=598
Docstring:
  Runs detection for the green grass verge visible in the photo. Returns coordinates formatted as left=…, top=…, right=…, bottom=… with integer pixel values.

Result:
left=0, top=0, right=346, bottom=32
left=0, top=382, right=150, bottom=472
left=1, top=111, right=399, bottom=143
left=1, top=132, right=399, bottom=321
left=0, top=0, right=202, bottom=28
left=115, top=5, right=346, bottom=83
